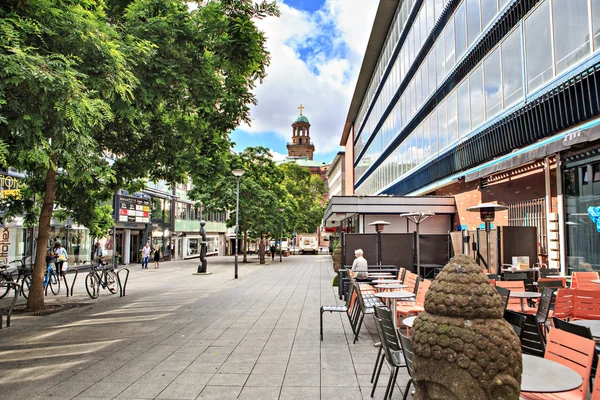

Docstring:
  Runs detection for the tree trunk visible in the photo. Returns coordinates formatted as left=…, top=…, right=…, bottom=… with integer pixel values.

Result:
left=242, top=216, right=248, bottom=263
left=26, top=154, right=57, bottom=311
left=259, top=234, right=265, bottom=264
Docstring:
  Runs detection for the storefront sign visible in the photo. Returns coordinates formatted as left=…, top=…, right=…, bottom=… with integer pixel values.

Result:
left=0, top=228, right=12, bottom=264
left=117, top=195, right=151, bottom=224
left=0, top=174, right=21, bottom=199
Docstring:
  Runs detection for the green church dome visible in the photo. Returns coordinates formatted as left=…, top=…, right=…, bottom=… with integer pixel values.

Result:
left=294, top=114, right=310, bottom=123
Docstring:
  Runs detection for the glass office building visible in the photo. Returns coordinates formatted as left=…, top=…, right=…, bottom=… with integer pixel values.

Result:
left=343, top=0, right=600, bottom=272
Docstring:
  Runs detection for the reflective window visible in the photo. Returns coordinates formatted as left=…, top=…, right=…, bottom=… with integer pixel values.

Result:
left=420, top=9, right=428, bottom=47
left=499, top=0, right=510, bottom=8
left=481, top=0, right=497, bottom=29
left=525, top=1, right=553, bottom=92
left=436, top=39, right=445, bottom=83
left=411, top=132, right=418, bottom=166
left=458, top=80, right=470, bottom=137
left=444, top=21, right=455, bottom=76
left=428, top=52, right=437, bottom=93
left=430, top=110, right=439, bottom=156
left=553, top=0, right=590, bottom=75
left=421, top=67, right=428, bottom=100
left=594, top=0, right=600, bottom=50
left=447, top=91, right=458, bottom=142
left=426, top=1, right=435, bottom=32
left=470, top=65, right=485, bottom=129
left=438, top=99, right=448, bottom=150
left=484, top=48, right=502, bottom=119
left=501, top=28, right=523, bottom=107
left=455, top=3, right=468, bottom=60
left=435, top=0, right=444, bottom=20
left=467, top=0, right=481, bottom=47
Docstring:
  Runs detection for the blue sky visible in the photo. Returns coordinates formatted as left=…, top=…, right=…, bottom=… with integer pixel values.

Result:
left=231, top=0, right=378, bottom=164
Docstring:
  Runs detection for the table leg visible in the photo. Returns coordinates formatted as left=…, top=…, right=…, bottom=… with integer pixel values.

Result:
left=391, top=299, right=398, bottom=329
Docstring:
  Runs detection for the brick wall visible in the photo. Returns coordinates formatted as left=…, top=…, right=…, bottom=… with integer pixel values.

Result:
left=435, top=164, right=557, bottom=230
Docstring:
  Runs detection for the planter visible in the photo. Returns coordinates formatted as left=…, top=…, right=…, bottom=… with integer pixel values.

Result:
left=332, top=243, right=342, bottom=273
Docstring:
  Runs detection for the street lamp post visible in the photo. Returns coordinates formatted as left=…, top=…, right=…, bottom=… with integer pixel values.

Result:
left=232, top=169, right=245, bottom=279
left=279, top=208, right=284, bottom=262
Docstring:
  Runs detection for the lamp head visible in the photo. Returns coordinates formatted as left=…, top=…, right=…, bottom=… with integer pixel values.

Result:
left=232, top=169, right=245, bottom=177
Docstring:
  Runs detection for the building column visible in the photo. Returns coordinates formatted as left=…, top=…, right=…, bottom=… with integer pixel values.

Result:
left=556, top=154, right=567, bottom=274
left=124, top=229, right=131, bottom=265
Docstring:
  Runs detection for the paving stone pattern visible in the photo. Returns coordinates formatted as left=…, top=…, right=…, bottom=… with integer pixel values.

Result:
left=0, top=255, right=410, bottom=399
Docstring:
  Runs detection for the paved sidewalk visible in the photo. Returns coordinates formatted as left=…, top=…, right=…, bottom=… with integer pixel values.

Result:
left=0, top=255, right=409, bottom=399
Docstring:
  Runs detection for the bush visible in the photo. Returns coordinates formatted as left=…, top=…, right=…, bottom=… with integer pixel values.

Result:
left=332, top=275, right=339, bottom=287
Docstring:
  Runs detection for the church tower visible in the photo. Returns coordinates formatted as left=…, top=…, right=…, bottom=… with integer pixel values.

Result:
left=286, top=104, right=315, bottom=160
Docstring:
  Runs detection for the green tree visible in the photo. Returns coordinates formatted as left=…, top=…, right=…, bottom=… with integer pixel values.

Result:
left=277, top=162, right=326, bottom=235
left=0, top=0, right=278, bottom=310
left=0, top=0, right=144, bottom=311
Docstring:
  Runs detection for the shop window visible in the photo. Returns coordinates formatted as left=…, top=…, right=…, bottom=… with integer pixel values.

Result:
left=594, top=164, right=600, bottom=182
left=582, top=167, right=589, bottom=185
left=552, top=0, right=590, bottom=75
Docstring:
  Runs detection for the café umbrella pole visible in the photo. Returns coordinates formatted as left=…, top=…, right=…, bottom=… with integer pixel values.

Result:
left=400, top=212, right=435, bottom=277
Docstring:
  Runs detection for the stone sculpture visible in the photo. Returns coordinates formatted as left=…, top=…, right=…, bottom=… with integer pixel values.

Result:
left=197, top=220, right=207, bottom=273
left=412, top=254, right=522, bottom=400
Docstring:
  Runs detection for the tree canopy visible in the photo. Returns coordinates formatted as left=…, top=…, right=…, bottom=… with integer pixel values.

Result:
left=0, top=0, right=278, bottom=310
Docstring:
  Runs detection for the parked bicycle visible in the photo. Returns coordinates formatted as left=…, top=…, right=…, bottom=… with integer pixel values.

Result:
left=85, top=258, right=118, bottom=299
left=0, top=256, right=31, bottom=299
left=21, top=255, right=60, bottom=299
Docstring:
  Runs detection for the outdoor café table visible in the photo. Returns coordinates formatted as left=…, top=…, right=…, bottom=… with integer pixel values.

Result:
left=370, top=279, right=403, bottom=284
left=369, top=273, right=394, bottom=277
left=402, top=316, right=416, bottom=328
left=375, top=291, right=416, bottom=329
left=521, top=354, right=583, bottom=393
left=572, top=320, right=600, bottom=338
left=509, top=291, right=541, bottom=312
left=374, top=283, right=408, bottom=292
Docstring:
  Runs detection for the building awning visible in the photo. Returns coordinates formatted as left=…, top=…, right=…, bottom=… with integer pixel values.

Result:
left=323, top=195, right=456, bottom=225
left=465, top=122, right=600, bottom=182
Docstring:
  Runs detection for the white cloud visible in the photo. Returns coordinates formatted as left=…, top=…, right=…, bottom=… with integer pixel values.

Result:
left=269, top=149, right=288, bottom=161
left=238, top=0, right=378, bottom=159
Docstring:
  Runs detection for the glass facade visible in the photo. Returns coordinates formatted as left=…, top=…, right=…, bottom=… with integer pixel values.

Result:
left=354, top=0, right=598, bottom=196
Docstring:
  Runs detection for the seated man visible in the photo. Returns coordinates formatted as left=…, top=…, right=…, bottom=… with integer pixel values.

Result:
left=352, top=249, right=369, bottom=280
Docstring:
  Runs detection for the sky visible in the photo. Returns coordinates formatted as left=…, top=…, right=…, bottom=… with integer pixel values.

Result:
left=230, top=0, right=378, bottom=164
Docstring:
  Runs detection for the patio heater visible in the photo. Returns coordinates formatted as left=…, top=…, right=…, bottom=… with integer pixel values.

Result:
left=466, top=203, right=507, bottom=274
left=400, top=212, right=435, bottom=277
left=368, top=220, right=390, bottom=266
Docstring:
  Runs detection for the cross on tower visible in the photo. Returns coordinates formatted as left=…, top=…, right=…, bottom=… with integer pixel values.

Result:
left=298, top=104, right=304, bottom=115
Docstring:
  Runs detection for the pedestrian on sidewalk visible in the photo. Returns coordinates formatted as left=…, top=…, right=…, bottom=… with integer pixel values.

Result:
left=141, top=242, right=151, bottom=269
left=153, top=244, right=161, bottom=269
left=54, top=240, right=68, bottom=280
left=269, top=243, right=276, bottom=260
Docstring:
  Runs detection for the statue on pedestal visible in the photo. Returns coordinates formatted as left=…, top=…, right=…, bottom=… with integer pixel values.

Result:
left=197, top=220, right=208, bottom=273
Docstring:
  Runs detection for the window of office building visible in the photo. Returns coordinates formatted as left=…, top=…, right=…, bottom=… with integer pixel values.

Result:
left=438, top=99, right=448, bottom=151
left=499, top=0, right=510, bottom=9
left=481, top=0, right=498, bottom=29
left=457, top=80, right=471, bottom=137
left=525, top=1, right=553, bottom=92
left=428, top=52, right=437, bottom=93
left=501, top=28, right=523, bottom=107
left=470, top=65, right=485, bottom=129
left=423, top=118, right=431, bottom=160
left=467, top=0, right=481, bottom=47
left=594, top=0, right=600, bottom=50
left=447, top=91, right=458, bottom=143
left=430, top=109, right=439, bottom=156
left=444, top=22, right=456, bottom=75
left=436, top=39, right=445, bottom=83
left=552, top=0, right=590, bottom=75
left=484, top=48, right=502, bottom=119
left=411, top=131, right=419, bottom=166
left=455, top=2, right=467, bottom=60
left=435, top=0, right=444, bottom=20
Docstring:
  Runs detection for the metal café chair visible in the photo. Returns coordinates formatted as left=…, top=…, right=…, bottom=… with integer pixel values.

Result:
left=373, top=306, right=405, bottom=400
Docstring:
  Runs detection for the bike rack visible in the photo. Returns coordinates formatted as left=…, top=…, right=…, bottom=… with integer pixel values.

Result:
left=63, top=270, right=79, bottom=297
left=0, top=282, right=20, bottom=328
left=117, top=268, right=130, bottom=297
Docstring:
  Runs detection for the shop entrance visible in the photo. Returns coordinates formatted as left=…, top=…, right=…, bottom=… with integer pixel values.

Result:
left=130, top=232, right=141, bottom=263
left=115, top=231, right=124, bottom=265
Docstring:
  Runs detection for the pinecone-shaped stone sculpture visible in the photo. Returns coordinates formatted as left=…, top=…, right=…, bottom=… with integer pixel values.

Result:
left=412, top=255, right=522, bottom=400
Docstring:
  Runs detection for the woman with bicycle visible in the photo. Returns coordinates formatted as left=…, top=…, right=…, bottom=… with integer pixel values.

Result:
left=53, top=241, right=68, bottom=280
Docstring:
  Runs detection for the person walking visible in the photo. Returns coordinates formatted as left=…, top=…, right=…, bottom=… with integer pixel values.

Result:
left=54, top=241, right=68, bottom=280
left=269, top=243, right=276, bottom=261
left=141, top=242, right=151, bottom=269
left=153, top=244, right=161, bottom=269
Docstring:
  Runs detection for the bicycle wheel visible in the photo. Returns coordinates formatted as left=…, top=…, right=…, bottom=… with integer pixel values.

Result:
left=0, top=275, right=11, bottom=299
left=105, top=270, right=118, bottom=294
left=85, top=273, right=99, bottom=299
left=49, top=271, right=60, bottom=295
left=21, top=275, right=31, bottom=298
